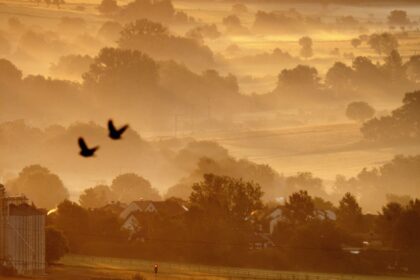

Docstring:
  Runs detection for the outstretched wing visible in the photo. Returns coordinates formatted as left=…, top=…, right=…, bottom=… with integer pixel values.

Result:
left=91, top=146, right=100, bottom=152
left=78, top=137, right=88, bottom=151
left=108, top=119, right=116, bottom=133
left=118, top=125, right=129, bottom=135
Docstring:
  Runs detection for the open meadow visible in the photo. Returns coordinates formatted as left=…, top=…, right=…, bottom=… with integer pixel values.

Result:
left=13, top=254, right=414, bottom=280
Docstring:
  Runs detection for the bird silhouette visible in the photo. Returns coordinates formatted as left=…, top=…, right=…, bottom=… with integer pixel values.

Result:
left=78, top=137, right=99, bottom=157
left=108, top=119, right=129, bottom=140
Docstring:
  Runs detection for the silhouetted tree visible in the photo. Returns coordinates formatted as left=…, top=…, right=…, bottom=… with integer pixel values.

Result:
left=187, top=174, right=263, bottom=260
left=231, top=3, right=248, bottom=14
left=118, top=0, right=180, bottom=23
left=51, top=200, right=90, bottom=251
left=190, top=174, right=263, bottom=223
left=361, top=91, right=420, bottom=141
left=325, top=62, right=354, bottom=90
left=79, top=185, right=116, bottom=209
left=50, top=54, right=93, bottom=79
left=376, top=202, right=402, bottom=245
left=337, top=193, right=363, bottom=233
left=368, top=33, right=398, bottom=56
left=383, top=50, right=406, bottom=83
left=278, top=65, right=320, bottom=88
left=387, top=10, right=410, bottom=27
left=118, top=19, right=214, bottom=70
left=346, top=101, right=375, bottom=122
left=111, top=173, right=161, bottom=203
left=283, top=190, right=315, bottom=224
left=298, top=36, right=313, bottom=59
left=0, top=59, right=22, bottom=86
left=352, top=56, right=384, bottom=89
left=6, top=165, right=69, bottom=209
left=222, top=15, right=248, bottom=34
left=83, top=47, right=158, bottom=98
left=45, top=227, right=69, bottom=264
left=405, top=55, right=420, bottom=83
left=98, top=0, right=118, bottom=15
left=288, top=219, right=343, bottom=270
left=285, top=172, right=327, bottom=198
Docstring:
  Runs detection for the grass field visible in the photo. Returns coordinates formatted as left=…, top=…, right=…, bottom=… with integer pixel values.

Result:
left=28, top=254, right=416, bottom=280
left=196, top=122, right=420, bottom=181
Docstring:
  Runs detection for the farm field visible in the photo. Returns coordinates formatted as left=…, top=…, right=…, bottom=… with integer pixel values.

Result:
left=197, top=123, right=420, bottom=181
left=14, top=254, right=414, bottom=280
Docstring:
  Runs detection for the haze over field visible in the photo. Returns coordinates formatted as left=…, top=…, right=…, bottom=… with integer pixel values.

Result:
left=1, top=0, right=420, bottom=210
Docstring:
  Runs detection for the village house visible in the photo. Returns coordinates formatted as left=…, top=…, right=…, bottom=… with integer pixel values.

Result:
left=120, top=200, right=187, bottom=236
left=0, top=184, right=46, bottom=275
left=252, top=207, right=337, bottom=235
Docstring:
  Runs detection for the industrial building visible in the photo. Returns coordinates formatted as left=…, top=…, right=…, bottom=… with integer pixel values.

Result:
left=0, top=184, right=46, bottom=275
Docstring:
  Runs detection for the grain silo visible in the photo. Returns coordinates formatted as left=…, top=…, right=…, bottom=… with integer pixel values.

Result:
left=0, top=184, right=46, bottom=275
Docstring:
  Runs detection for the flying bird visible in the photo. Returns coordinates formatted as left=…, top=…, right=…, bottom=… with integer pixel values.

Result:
left=108, top=119, right=129, bottom=140
left=78, top=137, right=99, bottom=157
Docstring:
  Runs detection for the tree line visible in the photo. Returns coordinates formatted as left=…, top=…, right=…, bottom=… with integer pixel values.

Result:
left=45, top=173, right=420, bottom=274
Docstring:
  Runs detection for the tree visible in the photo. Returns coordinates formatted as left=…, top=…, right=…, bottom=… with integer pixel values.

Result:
left=83, top=47, right=158, bottom=91
left=351, top=38, right=362, bottom=48
left=117, top=19, right=214, bottom=70
left=222, top=15, right=248, bottom=34
left=383, top=49, right=406, bottom=83
left=50, top=200, right=90, bottom=251
left=336, top=193, right=363, bottom=233
left=111, top=173, right=161, bottom=203
left=376, top=200, right=420, bottom=252
left=405, top=55, right=420, bottom=83
left=82, top=47, right=158, bottom=112
left=352, top=56, right=385, bottom=88
left=49, top=54, right=93, bottom=79
left=98, top=0, right=118, bottom=15
left=285, top=172, right=327, bottom=198
left=223, top=15, right=241, bottom=27
left=387, top=10, right=410, bottom=27
left=232, top=3, right=248, bottom=14
left=118, top=0, right=177, bottom=23
left=45, top=227, right=69, bottom=264
left=325, top=62, right=354, bottom=90
left=79, top=185, right=116, bottom=209
left=288, top=220, right=343, bottom=270
left=361, top=91, right=420, bottom=141
left=345, top=101, right=375, bottom=122
left=376, top=202, right=403, bottom=246
left=187, top=174, right=263, bottom=260
left=278, top=65, right=320, bottom=88
left=190, top=174, right=263, bottom=224
left=368, top=33, right=398, bottom=56
left=0, top=59, right=22, bottom=86
left=386, top=194, right=412, bottom=206
left=119, top=19, right=168, bottom=40
left=298, top=36, right=313, bottom=59
left=283, top=190, right=315, bottom=224
left=6, top=165, right=69, bottom=209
